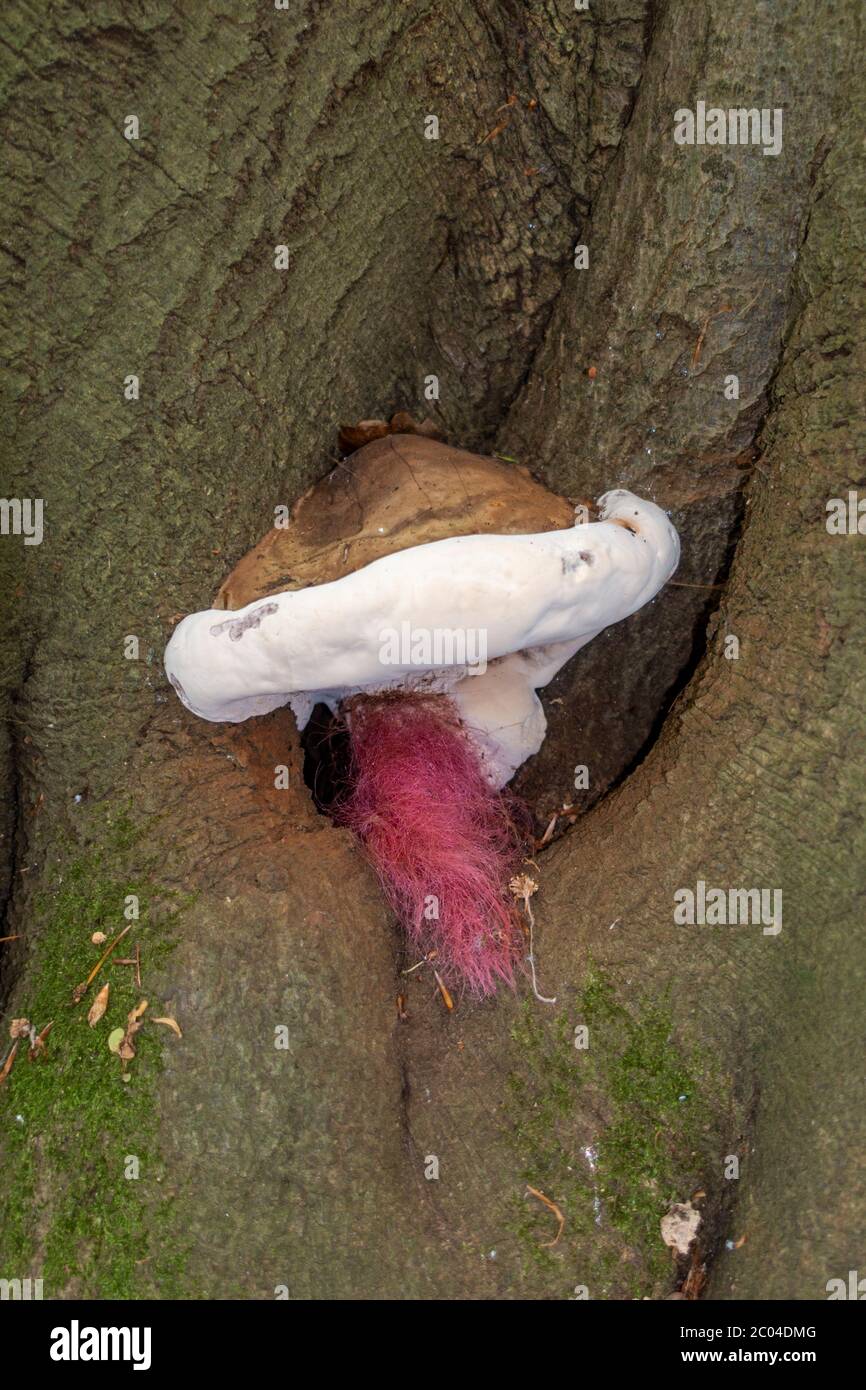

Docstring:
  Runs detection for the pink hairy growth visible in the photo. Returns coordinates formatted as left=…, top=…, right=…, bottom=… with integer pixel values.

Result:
left=337, top=695, right=528, bottom=997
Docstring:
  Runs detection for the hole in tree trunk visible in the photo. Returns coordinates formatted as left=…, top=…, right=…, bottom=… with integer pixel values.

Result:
left=300, top=703, right=352, bottom=815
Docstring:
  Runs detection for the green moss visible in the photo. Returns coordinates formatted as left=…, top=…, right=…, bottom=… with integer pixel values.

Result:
left=0, top=813, right=190, bottom=1298
left=505, top=968, right=720, bottom=1297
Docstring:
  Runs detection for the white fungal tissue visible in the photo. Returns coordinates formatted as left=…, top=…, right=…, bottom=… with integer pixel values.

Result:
left=165, top=489, right=680, bottom=787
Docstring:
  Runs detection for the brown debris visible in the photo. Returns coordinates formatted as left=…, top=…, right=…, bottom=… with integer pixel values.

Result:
left=116, top=999, right=149, bottom=1066
left=152, top=1016, right=182, bottom=1039
left=29, top=1021, right=53, bottom=1061
left=0, top=1040, right=19, bottom=1086
left=526, top=1184, right=565, bottom=1247
left=432, top=970, right=454, bottom=1012
left=72, top=922, right=133, bottom=1003
left=478, top=116, right=510, bottom=145
left=337, top=411, right=443, bottom=456
left=87, top=983, right=110, bottom=1027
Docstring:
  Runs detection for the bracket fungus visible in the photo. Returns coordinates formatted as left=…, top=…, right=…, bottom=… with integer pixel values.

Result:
left=165, top=435, right=679, bottom=997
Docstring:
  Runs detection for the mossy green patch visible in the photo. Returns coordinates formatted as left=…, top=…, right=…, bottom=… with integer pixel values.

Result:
left=0, top=813, right=190, bottom=1298
left=506, top=968, right=721, bottom=1298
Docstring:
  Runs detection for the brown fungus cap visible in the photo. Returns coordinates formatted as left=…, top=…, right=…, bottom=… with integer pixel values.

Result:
left=214, top=434, right=575, bottom=610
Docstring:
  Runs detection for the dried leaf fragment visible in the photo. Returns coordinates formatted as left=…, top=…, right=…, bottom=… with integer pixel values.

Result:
left=338, top=412, right=443, bottom=456
left=128, top=999, right=148, bottom=1025
left=9, top=1018, right=30, bottom=1040
left=87, top=983, right=110, bottom=1027
left=29, top=1021, right=53, bottom=1061
left=0, top=1041, right=19, bottom=1085
left=152, top=1016, right=182, bottom=1039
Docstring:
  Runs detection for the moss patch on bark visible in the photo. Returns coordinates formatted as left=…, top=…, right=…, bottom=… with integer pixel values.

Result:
left=506, top=969, right=724, bottom=1298
left=0, top=814, right=189, bottom=1298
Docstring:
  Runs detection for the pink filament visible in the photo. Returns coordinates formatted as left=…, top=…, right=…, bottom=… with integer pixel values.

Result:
left=337, top=696, right=528, bottom=997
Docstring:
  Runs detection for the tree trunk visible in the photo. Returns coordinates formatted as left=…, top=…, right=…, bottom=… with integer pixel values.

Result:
left=1, top=0, right=863, bottom=1300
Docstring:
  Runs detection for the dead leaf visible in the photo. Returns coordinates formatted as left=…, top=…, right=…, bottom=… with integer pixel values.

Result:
left=29, top=1021, right=53, bottom=1061
left=0, top=1041, right=19, bottom=1085
left=681, top=1255, right=708, bottom=1299
left=337, top=418, right=390, bottom=452
left=9, top=1017, right=30, bottom=1040
left=87, top=983, right=110, bottom=1027
left=338, top=412, right=443, bottom=457
left=152, top=1016, right=182, bottom=1039
left=128, top=999, right=148, bottom=1025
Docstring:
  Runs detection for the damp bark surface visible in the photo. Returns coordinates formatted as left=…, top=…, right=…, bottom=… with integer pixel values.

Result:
left=1, top=0, right=864, bottom=1299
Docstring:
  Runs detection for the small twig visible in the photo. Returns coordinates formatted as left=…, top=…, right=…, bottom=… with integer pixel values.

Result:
left=669, top=580, right=727, bottom=590
left=478, top=116, right=510, bottom=145
left=72, top=923, right=133, bottom=1003
left=538, top=812, right=558, bottom=847
left=691, top=280, right=765, bottom=369
left=0, top=935, right=22, bottom=943
left=432, top=970, right=454, bottom=1011
left=536, top=803, right=578, bottom=850
left=526, top=1184, right=566, bottom=1247
left=692, top=303, right=732, bottom=369
left=403, top=949, right=438, bottom=975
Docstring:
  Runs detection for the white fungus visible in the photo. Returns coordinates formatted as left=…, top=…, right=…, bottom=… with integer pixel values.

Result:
left=165, top=489, right=680, bottom=788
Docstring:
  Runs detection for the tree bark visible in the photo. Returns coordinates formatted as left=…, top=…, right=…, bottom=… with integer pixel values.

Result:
left=1, top=0, right=863, bottom=1300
